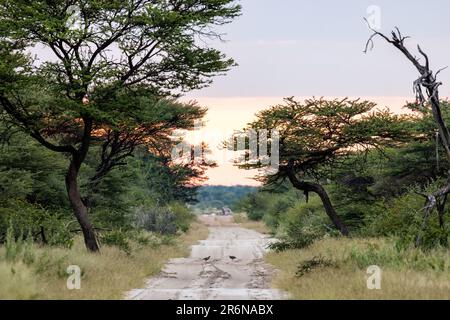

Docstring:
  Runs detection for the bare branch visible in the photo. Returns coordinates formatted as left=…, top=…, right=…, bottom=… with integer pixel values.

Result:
left=365, top=24, right=450, bottom=246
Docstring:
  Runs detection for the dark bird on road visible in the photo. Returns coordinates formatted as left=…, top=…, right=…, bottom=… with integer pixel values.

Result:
left=202, top=256, right=211, bottom=262
left=229, top=256, right=237, bottom=261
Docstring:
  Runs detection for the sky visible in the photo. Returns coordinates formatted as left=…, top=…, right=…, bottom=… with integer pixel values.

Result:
left=29, top=1, right=450, bottom=186
left=180, top=0, right=450, bottom=186
left=185, top=0, right=450, bottom=98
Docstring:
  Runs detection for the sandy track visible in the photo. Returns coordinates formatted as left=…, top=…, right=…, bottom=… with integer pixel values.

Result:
left=126, top=215, right=287, bottom=300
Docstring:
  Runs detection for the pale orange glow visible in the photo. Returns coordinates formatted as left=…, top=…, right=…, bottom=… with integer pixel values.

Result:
left=180, top=96, right=416, bottom=186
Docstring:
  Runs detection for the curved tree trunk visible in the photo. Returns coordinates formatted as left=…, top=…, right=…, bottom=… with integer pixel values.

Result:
left=66, top=160, right=100, bottom=252
left=287, top=169, right=349, bottom=236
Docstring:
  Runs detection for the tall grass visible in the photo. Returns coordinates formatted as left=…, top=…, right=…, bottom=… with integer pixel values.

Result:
left=0, top=262, right=39, bottom=299
left=0, top=221, right=208, bottom=299
left=266, top=237, right=450, bottom=299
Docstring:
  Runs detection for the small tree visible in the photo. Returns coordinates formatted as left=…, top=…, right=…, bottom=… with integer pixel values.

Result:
left=232, top=97, right=409, bottom=235
left=0, top=0, right=241, bottom=251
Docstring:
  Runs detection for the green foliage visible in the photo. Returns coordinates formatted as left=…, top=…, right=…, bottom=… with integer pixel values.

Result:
left=264, top=194, right=300, bottom=230
left=0, top=130, right=68, bottom=206
left=100, top=230, right=131, bottom=255
left=237, top=100, right=450, bottom=249
left=169, top=202, right=195, bottom=233
left=239, top=192, right=272, bottom=221
left=233, top=97, right=410, bottom=180
left=123, top=150, right=204, bottom=205
left=234, top=185, right=300, bottom=223
left=4, top=221, right=35, bottom=265
left=230, top=97, right=411, bottom=237
left=327, top=178, right=385, bottom=231
left=22, top=230, right=36, bottom=266
left=0, top=129, right=74, bottom=247
left=268, top=196, right=332, bottom=251
left=268, top=235, right=319, bottom=252
left=125, top=230, right=165, bottom=248
left=242, top=166, right=450, bottom=251
left=240, top=186, right=336, bottom=251
left=34, top=251, right=69, bottom=279
left=364, top=181, right=450, bottom=249
left=91, top=208, right=132, bottom=232
left=5, top=220, right=18, bottom=261
left=347, top=240, right=450, bottom=273
left=0, top=122, right=200, bottom=249
left=134, top=205, right=182, bottom=236
left=194, top=185, right=257, bottom=211
left=0, top=167, right=33, bottom=201
left=1, top=0, right=449, bottom=255
left=0, top=200, right=74, bottom=248
left=0, top=0, right=239, bottom=251
left=0, top=0, right=241, bottom=95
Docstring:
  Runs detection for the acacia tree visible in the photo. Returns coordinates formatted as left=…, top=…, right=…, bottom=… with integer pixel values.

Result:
left=232, top=98, right=409, bottom=236
left=0, top=0, right=240, bottom=251
left=364, top=25, right=450, bottom=246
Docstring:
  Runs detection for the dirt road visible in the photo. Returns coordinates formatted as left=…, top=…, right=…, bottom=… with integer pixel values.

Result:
left=126, top=215, right=287, bottom=300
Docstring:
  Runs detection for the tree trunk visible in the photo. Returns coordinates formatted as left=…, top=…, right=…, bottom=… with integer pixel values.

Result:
left=66, top=160, right=100, bottom=252
left=287, top=169, right=349, bottom=236
left=308, top=182, right=350, bottom=236
left=437, top=195, right=448, bottom=246
left=40, top=226, right=47, bottom=245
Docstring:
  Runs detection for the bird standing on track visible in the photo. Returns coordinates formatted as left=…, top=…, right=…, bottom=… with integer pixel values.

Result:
left=202, top=256, right=211, bottom=262
left=229, top=256, right=237, bottom=261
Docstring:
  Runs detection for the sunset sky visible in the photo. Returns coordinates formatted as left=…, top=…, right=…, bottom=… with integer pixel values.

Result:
left=181, top=97, right=413, bottom=186
left=30, top=1, right=450, bottom=186
left=180, top=0, right=450, bottom=186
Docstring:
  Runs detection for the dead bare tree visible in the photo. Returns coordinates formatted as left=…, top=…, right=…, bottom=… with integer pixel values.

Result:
left=364, top=20, right=449, bottom=246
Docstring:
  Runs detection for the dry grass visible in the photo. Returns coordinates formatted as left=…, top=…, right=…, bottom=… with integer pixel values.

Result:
left=233, top=213, right=271, bottom=234
left=0, top=261, right=39, bottom=299
left=266, top=237, right=450, bottom=300
left=0, top=221, right=208, bottom=300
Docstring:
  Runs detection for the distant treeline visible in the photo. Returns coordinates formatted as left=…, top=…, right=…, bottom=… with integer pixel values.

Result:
left=193, top=186, right=257, bottom=211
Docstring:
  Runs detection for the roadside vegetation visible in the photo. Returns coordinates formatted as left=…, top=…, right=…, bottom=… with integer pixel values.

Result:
left=0, top=1, right=241, bottom=299
left=234, top=111, right=450, bottom=298
left=232, top=74, right=450, bottom=299
left=0, top=221, right=208, bottom=299
left=0, top=128, right=210, bottom=299
left=266, top=237, right=450, bottom=299
left=1, top=1, right=450, bottom=301
left=230, top=27, right=450, bottom=299
left=0, top=0, right=241, bottom=252
left=232, top=213, right=270, bottom=234
left=237, top=161, right=450, bottom=299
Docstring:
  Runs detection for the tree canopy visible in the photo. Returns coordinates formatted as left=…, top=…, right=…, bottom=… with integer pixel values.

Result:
left=233, top=97, right=411, bottom=235
left=0, top=0, right=241, bottom=251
